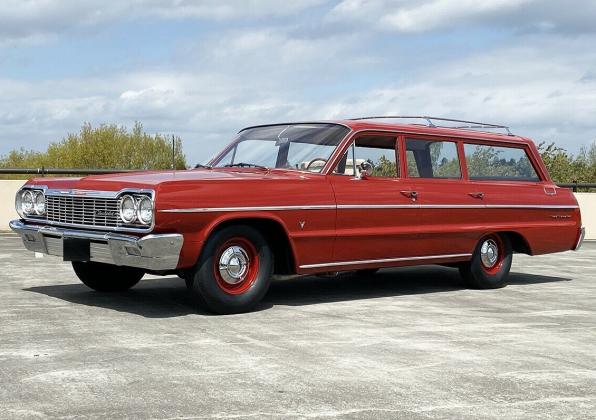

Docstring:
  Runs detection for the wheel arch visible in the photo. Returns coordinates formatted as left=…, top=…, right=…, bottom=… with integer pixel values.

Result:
left=202, top=215, right=298, bottom=275
left=497, top=230, right=533, bottom=255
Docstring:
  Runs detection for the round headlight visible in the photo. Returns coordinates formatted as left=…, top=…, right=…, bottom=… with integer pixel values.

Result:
left=33, top=191, right=46, bottom=215
left=119, top=195, right=137, bottom=224
left=21, top=190, right=34, bottom=216
left=137, top=196, right=153, bottom=225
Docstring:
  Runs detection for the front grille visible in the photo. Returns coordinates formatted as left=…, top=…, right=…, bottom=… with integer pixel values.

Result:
left=46, top=195, right=122, bottom=229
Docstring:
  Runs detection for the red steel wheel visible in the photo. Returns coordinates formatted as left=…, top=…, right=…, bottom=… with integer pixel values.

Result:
left=478, top=234, right=505, bottom=275
left=187, top=224, right=273, bottom=314
left=213, top=237, right=260, bottom=295
left=459, top=233, right=512, bottom=289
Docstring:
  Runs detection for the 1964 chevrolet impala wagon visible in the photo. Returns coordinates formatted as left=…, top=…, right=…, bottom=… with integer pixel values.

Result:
left=11, top=117, right=585, bottom=314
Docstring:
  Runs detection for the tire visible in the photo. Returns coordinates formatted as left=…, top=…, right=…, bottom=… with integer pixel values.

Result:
left=356, top=268, right=379, bottom=276
left=72, top=261, right=144, bottom=292
left=459, top=234, right=512, bottom=289
left=187, top=225, right=273, bottom=314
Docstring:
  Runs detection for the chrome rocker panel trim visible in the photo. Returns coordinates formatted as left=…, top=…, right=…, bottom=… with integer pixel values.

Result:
left=300, top=253, right=472, bottom=270
left=9, top=220, right=183, bottom=271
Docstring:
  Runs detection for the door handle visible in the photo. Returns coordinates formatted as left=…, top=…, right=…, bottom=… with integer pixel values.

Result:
left=401, top=190, right=418, bottom=201
left=468, top=192, right=484, bottom=199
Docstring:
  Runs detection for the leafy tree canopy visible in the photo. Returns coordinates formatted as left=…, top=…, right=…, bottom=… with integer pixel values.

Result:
left=538, top=141, right=596, bottom=184
left=0, top=122, right=186, bottom=175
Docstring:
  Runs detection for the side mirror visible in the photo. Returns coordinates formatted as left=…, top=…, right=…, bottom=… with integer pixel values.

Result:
left=358, top=160, right=374, bottom=179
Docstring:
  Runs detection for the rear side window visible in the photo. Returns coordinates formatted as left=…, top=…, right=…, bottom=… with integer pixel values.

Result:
left=406, top=139, right=461, bottom=179
left=464, top=144, right=540, bottom=181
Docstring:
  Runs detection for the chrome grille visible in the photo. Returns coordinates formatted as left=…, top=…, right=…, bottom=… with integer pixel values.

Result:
left=46, top=195, right=120, bottom=228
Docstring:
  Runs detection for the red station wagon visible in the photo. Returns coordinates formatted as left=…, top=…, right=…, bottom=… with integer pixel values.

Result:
left=11, top=117, right=585, bottom=314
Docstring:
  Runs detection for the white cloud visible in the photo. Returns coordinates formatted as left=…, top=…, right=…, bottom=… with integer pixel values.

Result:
left=328, top=0, right=596, bottom=34
left=381, top=0, right=533, bottom=33
left=0, top=0, right=329, bottom=45
left=2, top=0, right=596, bottom=166
left=2, top=31, right=596, bottom=165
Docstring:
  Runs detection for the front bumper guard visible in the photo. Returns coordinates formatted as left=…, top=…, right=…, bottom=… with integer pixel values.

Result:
left=10, top=220, right=183, bottom=271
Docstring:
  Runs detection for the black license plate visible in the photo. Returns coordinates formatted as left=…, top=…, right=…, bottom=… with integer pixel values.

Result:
left=63, top=238, right=91, bottom=262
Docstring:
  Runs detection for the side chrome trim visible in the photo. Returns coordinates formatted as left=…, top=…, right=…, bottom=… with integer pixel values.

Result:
left=299, top=253, right=472, bottom=269
left=160, top=204, right=579, bottom=213
left=339, top=204, right=579, bottom=209
left=483, top=204, right=579, bottom=209
left=160, top=205, right=336, bottom=213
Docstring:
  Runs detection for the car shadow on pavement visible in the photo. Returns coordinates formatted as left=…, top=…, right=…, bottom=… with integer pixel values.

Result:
left=24, top=266, right=570, bottom=317
left=265, top=266, right=570, bottom=307
left=25, top=276, right=208, bottom=318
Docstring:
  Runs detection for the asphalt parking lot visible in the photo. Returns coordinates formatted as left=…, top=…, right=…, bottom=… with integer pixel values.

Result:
left=1, top=233, right=595, bottom=419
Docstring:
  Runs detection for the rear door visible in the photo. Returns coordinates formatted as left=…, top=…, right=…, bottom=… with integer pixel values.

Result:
left=328, top=133, right=421, bottom=264
left=403, top=136, right=482, bottom=256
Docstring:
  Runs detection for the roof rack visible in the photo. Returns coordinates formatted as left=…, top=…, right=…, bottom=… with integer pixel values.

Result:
left=349, top=115, right=514, bottom=136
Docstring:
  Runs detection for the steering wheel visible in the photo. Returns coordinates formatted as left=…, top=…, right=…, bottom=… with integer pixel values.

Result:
left=305, top=158, right=328, bottom=171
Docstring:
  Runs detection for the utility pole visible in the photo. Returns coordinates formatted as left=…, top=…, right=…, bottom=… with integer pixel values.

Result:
left=172, top=135, right=175, bottom=170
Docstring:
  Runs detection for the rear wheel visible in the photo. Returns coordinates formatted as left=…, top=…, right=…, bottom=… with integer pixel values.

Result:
left=72, top=261, right=144, bottom=292
left=187, top=225, right=273, bottom=314
left=459, top=234, right=512, bottom=289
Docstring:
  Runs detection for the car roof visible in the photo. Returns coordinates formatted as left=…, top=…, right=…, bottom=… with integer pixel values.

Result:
left=240, top=119, right=533, bottom=146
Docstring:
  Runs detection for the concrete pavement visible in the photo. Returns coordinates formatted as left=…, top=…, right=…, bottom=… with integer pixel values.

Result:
left=1, top=233, right=595, bottom=419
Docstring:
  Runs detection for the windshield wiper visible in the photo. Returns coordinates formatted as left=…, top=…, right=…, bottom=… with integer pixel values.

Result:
left=224, top=162, right=268, bottom=170
left=194, top=163, right=213, bottom=169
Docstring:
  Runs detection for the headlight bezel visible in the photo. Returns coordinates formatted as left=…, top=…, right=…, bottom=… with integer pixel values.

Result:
left=136, top=196, right=154, bottom=225
left=119, top=194, right=138, bottom=224
left=33, top=191, right=46, bottom=216
left=16, top=188, right=46, bottom=218
left=118, top=193, right=154, bottom=226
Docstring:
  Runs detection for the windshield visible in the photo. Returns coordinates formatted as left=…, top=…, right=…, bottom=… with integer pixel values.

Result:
left=209, top=124, right=349, bottom=172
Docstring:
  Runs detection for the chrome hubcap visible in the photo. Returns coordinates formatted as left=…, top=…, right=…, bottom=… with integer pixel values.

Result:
left=480, top=239, right=499, bottom=268
left=218, top=246, right=250, bottom=285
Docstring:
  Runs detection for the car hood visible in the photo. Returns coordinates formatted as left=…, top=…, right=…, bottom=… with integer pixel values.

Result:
left=26, top=168, right=318, bottom=191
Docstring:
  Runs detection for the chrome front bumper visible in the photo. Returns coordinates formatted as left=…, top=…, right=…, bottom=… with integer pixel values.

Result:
left=9, top=220, right=184, bottom=271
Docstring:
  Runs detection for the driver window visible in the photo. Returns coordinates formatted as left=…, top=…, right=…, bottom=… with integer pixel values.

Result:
left=334, top=135, right=398, bottom=177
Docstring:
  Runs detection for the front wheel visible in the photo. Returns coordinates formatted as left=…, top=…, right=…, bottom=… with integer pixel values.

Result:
left=187, top=225, right=273, bottom=314
left=72, top=261, right=144, bottom=292
left=459, top=234, right=512, bottom=289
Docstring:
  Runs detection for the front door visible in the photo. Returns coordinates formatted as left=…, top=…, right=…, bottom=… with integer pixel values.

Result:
left=329, top=133, right=421, bottom=264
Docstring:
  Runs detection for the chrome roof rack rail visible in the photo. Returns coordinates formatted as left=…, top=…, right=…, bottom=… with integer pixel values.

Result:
left=349, top=115, right=514, bottom=136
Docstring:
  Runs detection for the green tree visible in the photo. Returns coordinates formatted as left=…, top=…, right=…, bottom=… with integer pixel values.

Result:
left=0, top=122, right=186, bottom=175
left=538, top=141, right=596, bottom=183
left=372, top=155, right=397, bottom=177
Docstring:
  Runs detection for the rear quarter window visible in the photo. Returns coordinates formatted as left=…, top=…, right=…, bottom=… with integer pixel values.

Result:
left=464, top=144, right=540, bottom=181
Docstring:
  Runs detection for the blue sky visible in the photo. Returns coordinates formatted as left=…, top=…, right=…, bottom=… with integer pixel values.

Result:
left=1, top=0, right=596, bottom=165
